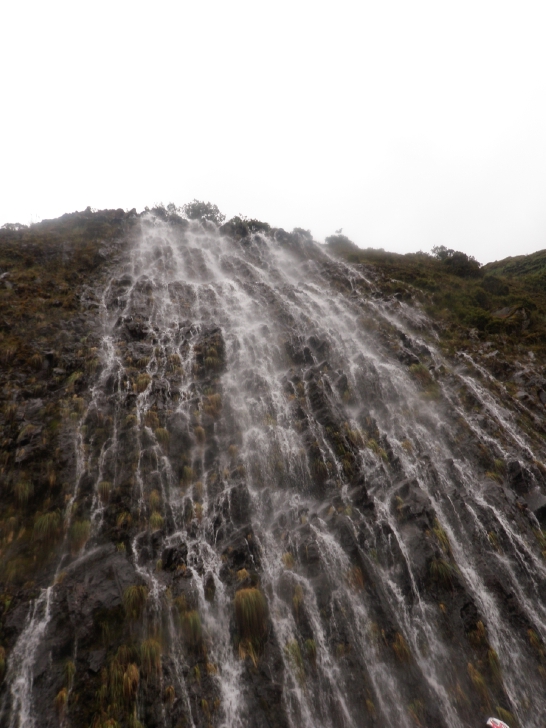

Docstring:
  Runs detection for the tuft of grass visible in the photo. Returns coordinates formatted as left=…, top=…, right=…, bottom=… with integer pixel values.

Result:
left=469, top=620, right=488, bottom=648
left=140, top=638, right=161, bottom=676
left=429, top=557, right=454, bottom=589
left=408, top=699, right=425, bottom=725
left=528, top=628, right=544, bottom=655
left=392, top=632, right=411, bottom=662
left=144, top=410, right=159, bottom=429
left=154, top=427, right=170, bottom=446
left=98, top=480, right=111, bottom=504
left=54, top=687, right=68, bottom=715
left=282, top=552, right=295, bottom=569
left=194, top=426, right=205, bottom=444
left=33, top=511, right=61, bottom=545
left=432, top=520, right=451, bottom=555
left=123, top=663, right=139, bottom=702
left=487, top=648, right=501, bottom=681
left=70, top=519, right=91, bottom=553
left=467, top=663, right=490, bottom=707
left=149, top=512, right=164, bottom=531
left=65, top=659, right=76, bottom=691
left=285, top=639, right=305, bottom=685
left=236, top=568, right=249, bottom=582
left=13, top=480, right=34, bottom=506
left=164, top=685, right=175, bottom=705
left=203, top=393, right=222, bottom=417
left=293, top=584, right=304, bottom=619
left=148, top=489, right=161, bottom=510
left=304, top=639, right=317, bottom=666
left=235, top=588, right=268, bottom=655
left=135, top=374, right=151, bottom=393
left=181, top=610, right=203, bottom=651
left=123, top=585, right=149, bottom=621
left=495, top=707, right=516, bottom=725
left=181, top=466, right=194, bottom=486
left=347, top=565, right=365, bottom=591
left=367, top=438, right=388, bottom=461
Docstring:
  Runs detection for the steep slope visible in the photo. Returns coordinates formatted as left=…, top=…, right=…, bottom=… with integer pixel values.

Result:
left=1, top=210, right=546, bottom=728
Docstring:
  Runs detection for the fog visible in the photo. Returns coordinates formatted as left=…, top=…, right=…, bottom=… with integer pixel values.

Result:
left=1, top=0, right=545, bottom=264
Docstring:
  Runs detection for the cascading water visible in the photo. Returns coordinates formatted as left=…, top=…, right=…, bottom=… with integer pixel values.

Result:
left=2, top=213, right=546, bottom=728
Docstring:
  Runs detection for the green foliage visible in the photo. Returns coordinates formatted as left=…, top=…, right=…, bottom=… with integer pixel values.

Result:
left=123, top=585, right=149, bottom=621
left=325, top=234, right=360, bottom=255
left=183, top=200, right=225, bottom=226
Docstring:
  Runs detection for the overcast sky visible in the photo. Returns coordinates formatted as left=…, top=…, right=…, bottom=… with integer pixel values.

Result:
left=1, top=0, right=545, bottom=264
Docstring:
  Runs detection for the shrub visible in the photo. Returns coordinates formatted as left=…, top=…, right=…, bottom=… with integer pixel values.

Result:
left=14, top=480, right=34, bottom=505
left=183, top=200, right=225, bottom=225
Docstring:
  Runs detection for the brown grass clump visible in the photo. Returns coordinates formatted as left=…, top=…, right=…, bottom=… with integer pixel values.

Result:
left=235, top=588, right=268, bottom=661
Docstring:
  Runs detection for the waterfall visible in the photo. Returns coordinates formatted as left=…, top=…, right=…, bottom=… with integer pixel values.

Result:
left=2, top=214, right=545, bottom=728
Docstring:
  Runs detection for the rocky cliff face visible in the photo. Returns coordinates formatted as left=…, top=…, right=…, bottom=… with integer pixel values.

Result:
left=1, top=209, right=546, bottom=728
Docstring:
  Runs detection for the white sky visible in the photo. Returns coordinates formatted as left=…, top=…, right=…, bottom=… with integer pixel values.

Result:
left=1, top=0, right=545, bottom=264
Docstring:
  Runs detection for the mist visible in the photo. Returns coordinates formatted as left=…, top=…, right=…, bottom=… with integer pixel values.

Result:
left=1, top=0, right=545, bottom=264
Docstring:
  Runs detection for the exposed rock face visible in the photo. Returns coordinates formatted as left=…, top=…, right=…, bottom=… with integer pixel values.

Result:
left=1, top=211, right=546, bottom=728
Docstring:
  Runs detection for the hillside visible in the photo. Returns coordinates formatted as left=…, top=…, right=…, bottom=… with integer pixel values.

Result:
left=1, top=207, right=546, bottom=728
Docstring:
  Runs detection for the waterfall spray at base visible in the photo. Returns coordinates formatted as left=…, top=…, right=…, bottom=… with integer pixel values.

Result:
left=2, top=215, right=546, bottom=728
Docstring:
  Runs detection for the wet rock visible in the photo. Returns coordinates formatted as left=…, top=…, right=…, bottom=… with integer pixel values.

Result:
left=507, top=459, right=533, bottom=494
left=524, top=490, right=546, bottom=525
